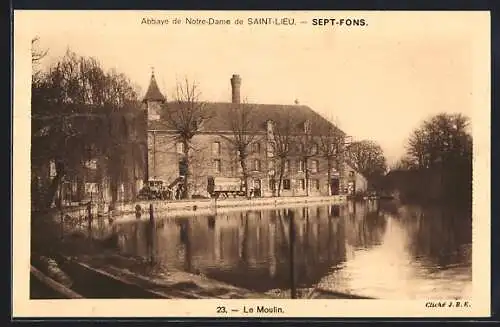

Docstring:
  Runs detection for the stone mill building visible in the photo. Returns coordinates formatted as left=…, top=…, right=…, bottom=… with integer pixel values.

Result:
left=143, top=72, right=365, bottom=198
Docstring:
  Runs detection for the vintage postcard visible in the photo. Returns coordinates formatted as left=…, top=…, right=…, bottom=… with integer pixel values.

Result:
left=13, top=10, right=491, bottom=318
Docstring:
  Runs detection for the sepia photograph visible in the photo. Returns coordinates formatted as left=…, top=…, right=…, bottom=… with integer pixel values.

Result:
left=13, top=10, right=490, bottom=317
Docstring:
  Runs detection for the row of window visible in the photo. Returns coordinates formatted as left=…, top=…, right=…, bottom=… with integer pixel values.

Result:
left=266, top=142, right=323, bottom=157
left=175, top=141, right=338, bottom=157
left=267, top=119, right=312, bottom=134
left=212, top=159, right=321, bottom=174
left=269, top=178, right=320, bottom=191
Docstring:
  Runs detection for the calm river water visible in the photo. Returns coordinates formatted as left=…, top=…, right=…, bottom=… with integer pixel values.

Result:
left=110, top=200, right=472, bottom=299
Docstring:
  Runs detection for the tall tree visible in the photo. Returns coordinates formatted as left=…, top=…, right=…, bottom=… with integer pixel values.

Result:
left=295, top=120, right=317, bottom=196
left=268, top=114, right=294, bottom=196
left=31, top=49, right=143, bottom=209
left=345, top=140, right=387, bottom=184
left=221, top=101, right=259, bottom=198
left=162, top=78, right=212, bottom=199
left=403, top=113, right=472, bottom=202
left=405, top=113, right=472, bottom=169
left=318, top=122, right=345, bottom=195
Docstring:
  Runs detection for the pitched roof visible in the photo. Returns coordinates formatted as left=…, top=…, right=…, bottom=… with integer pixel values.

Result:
left=149, top=101, right=345, bottom=137
left=143, top=73, right=166, bottom=102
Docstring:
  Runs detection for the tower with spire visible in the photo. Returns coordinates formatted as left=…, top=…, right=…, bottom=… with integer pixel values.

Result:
left=143, top=68, right=166, bottom=182
left=143, top=68, right=165, bottom=121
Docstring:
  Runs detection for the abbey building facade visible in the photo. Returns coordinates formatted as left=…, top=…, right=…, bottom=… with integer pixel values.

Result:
left=143, top=72, right=366, bottom=198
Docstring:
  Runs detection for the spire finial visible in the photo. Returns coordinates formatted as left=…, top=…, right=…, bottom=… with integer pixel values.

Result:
left=151, top=66, right=155, bottom=77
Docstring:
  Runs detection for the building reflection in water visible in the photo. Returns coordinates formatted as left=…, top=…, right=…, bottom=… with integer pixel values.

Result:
left=112, top=200, right=472, bottom=299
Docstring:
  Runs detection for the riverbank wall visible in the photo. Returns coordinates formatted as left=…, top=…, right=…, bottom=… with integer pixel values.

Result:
left=34, top=195, right=348, bottom=223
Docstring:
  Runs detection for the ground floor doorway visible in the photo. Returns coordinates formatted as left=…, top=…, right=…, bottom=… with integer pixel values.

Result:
left=330, top=178, right=340, bottom=195
left=253, top=179, right=261, bottom=197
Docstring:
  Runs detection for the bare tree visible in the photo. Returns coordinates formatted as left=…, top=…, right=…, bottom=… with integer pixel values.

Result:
left=220, top=101, right=260, bottom=198
left=345, top=140, right=387, bottom=183
left=186, top=142, right=210, bottom=196
left=405, top=113, right=472, bottom=169
left=31, top=49, right=143, bottom=209
left=268, top=114, right=294, bottom=196
left=404, top=113, right=472, bottom=202
left=162, top=78, right=212, bottom=199
left=406, top=129, right=429, bottom=169
left=387, top=113, right=472, bottom=203
left=31, top=36, right=48, bottom=62
left=31, top=36, right=48, bottom=84
left=295, top=120, right=317, bottom=196
left=318, top=122, right=345, bottom=195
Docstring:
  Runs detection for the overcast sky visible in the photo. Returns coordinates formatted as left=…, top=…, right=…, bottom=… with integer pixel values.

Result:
left=20, top=11, right=488, bottom=165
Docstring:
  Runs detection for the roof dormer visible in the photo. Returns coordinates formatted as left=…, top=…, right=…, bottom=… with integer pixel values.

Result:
left=303, top=119, right=311, bottom=134
left=266, top=119, right=274, bottom=133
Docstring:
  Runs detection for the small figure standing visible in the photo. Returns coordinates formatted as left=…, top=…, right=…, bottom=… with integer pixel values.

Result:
left=175, top=185, right=181, bottom=200
left=135, top=204, right=142, bottom=219
left=179, top=184, right=185, bottom=199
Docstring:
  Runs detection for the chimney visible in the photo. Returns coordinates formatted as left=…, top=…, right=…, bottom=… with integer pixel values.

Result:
left=230, top=74, right=241, bottom=104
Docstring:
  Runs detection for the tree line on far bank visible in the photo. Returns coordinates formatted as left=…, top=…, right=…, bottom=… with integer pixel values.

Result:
left=309, top=112, right=473, bottom=205
left=386, top=113, right=473, bottom=204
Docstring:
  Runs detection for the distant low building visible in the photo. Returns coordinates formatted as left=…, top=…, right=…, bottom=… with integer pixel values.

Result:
left=343, top=163, right=368, bottom=195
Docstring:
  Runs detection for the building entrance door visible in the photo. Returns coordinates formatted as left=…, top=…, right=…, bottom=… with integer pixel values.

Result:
left=330, top=178, right=340, bottom=195
left=269, top=178, right=276, bottom=196
left=253, top=179, right=261, bottom=197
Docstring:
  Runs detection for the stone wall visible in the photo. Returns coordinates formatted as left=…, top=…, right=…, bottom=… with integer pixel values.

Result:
left=38, top=195, right=348, bottom=226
